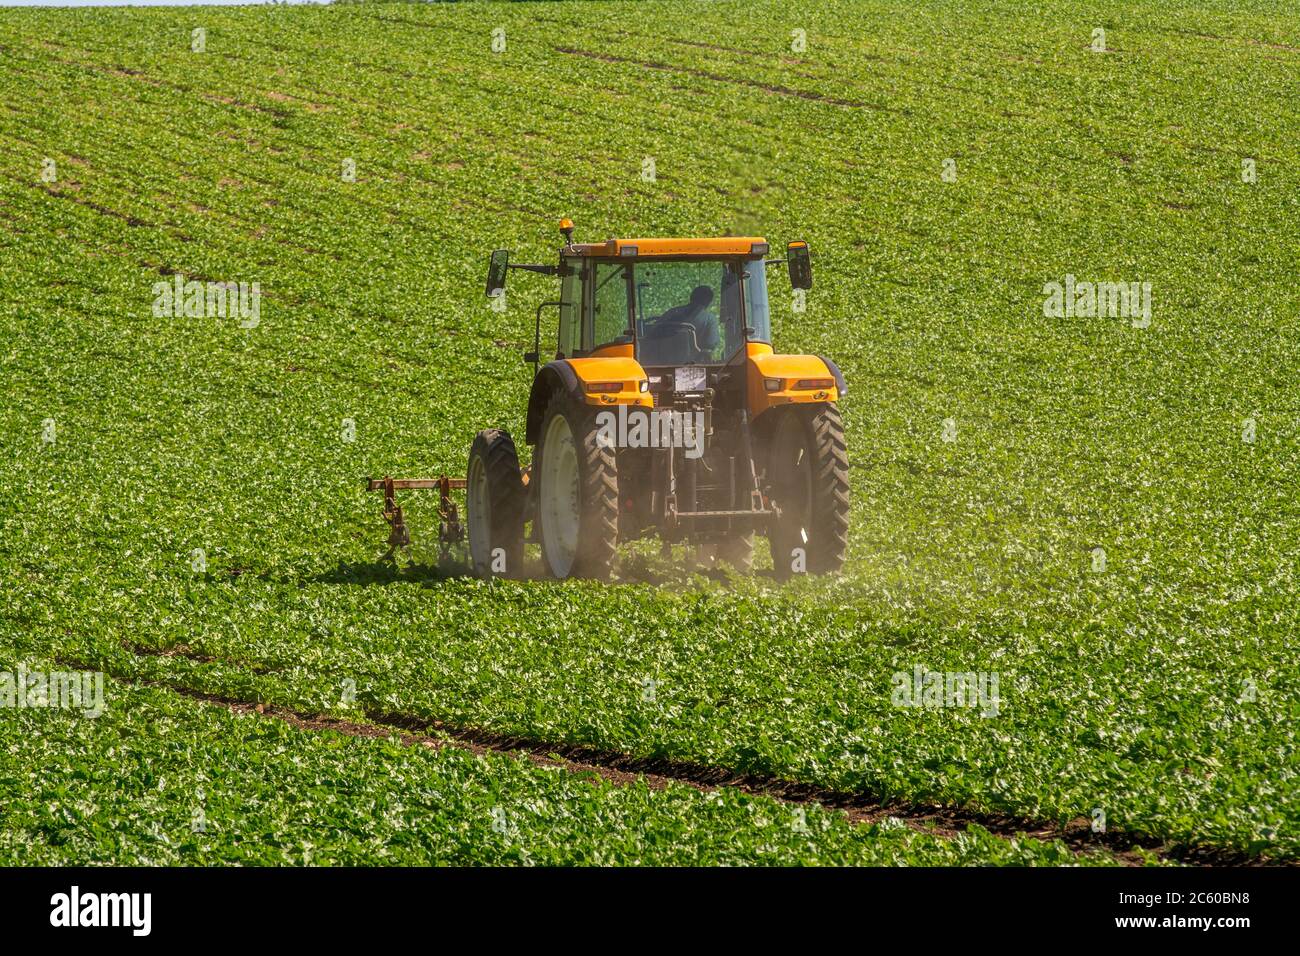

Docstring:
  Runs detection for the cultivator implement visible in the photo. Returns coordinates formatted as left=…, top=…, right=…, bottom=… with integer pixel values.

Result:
left=365, top=476, right=466, bottom=560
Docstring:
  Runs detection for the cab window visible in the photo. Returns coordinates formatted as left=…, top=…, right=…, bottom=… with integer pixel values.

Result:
left=557, top=257, right=582, bottom=358
left=591, top=261, right=631, bottom=350
left=634, top=260, right=747, bottom=366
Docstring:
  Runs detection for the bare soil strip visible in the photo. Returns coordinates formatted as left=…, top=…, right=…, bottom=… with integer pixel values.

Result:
left=58, top=642, right=1283, bottom=866
left=553, top=46, right=900, bottom=112
left=365, top=709, right=1273, bottom=866
left=108, top=670, right=1230, bottom=866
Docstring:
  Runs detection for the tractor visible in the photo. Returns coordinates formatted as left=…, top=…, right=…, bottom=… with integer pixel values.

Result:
left=368, top=220, right=848, bottom=580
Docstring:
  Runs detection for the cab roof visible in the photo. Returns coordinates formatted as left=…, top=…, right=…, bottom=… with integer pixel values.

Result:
left=568, top=237, right=769, bottom=258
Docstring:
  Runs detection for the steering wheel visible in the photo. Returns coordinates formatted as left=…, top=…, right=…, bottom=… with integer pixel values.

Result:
left=645, top=320, right=695, bottom=340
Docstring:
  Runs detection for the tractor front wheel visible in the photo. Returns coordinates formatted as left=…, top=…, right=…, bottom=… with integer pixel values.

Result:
left=466, top=429, right=525, bottom=578
left=535, top=394, right=619, bottom=579
left=766, top=404, right=849, bottom=579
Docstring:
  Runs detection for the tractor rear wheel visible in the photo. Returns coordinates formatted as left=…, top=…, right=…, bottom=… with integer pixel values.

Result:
left=766, top=404, right=849, bottom=579
left=535, top=394, right=619, bottom=579
left=466, top=429, right=525, bottom=578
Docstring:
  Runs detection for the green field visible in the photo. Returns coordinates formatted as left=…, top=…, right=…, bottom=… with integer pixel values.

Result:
left=1, top=0, right=1297, bottom=865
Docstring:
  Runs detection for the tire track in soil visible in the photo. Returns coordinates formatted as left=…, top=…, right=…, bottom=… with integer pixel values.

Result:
left=72, top=642, right=1287, bottom=866
left=165, top=677, right=1141, bottom=860
left=553, top=46, right=902, bottom=113
left=68, top=647, right=1260, bottom=867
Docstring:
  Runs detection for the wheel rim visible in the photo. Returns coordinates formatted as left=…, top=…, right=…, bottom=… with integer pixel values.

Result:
left=540, top=412, right=580, bottom=577
left=773, top=416, right=812, bottom=546
left=467, top=453, right=491, bottom=571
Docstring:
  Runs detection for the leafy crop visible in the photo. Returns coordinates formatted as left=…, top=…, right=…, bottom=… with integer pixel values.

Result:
left=0, top=0, right=1296, bottom=864
left=0, top=660, right=1109, bottom=866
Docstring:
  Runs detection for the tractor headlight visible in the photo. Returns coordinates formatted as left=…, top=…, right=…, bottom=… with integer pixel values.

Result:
left=638, top=380, right=649, bottom=393
left=764, top=377, right=783, bottom=392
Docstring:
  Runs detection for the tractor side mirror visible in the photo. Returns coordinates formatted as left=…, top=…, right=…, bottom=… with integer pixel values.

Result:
left=787, top=241, right=812, bottom=290
left=486, top=249, right=509, bottom=298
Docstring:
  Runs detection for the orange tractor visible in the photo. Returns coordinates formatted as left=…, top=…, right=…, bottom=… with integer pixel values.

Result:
left=369, top=220, right=847, bottom=580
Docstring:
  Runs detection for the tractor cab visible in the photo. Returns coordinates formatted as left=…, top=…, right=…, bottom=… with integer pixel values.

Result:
left=486, top=227, right=810, bottom=364
left=553, top=237, right=777, bottom=370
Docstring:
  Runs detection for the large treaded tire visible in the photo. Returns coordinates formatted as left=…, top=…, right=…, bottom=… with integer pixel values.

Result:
left=767, top=404, right=849, bottom=579
left=466, top=429, right=525, bottom=578
left=535, top=393, right=619, bottom=580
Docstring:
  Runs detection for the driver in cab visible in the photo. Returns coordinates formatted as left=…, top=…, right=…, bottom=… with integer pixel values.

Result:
left=647, top=285, right=720, bottom=357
